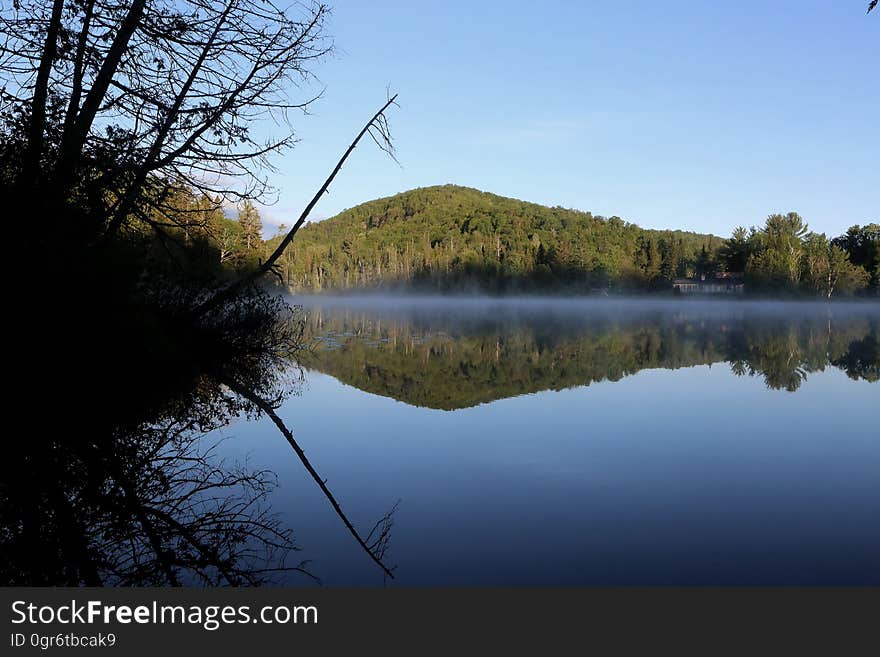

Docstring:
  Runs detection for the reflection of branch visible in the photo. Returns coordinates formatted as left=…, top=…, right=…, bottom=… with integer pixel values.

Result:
left=104, top=428, right=308, bottom=586
left=112, top=464, right=180, bottom=586
left=365, top=500, right=399, bottom=563
left=46, top=480, right=103, bottom=586
left=225, top=379, right=397, bottom=579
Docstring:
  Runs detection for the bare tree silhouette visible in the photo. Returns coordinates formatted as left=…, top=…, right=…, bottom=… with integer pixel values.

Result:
left=1, top=0, right=332, bottom=244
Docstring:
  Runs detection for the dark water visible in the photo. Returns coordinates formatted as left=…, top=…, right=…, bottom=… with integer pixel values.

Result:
left=214, top=297, right=879, bottom=585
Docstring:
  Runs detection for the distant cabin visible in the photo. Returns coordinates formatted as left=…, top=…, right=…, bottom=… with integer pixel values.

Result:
left=673, top=273, right=744, bottom=295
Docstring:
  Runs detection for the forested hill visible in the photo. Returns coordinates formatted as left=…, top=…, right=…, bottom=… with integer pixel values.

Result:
left=267, top=185, right=724, bottom=292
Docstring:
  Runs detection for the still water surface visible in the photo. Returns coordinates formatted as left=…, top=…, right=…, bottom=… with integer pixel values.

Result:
left=215, top=297, right=879, bottom=585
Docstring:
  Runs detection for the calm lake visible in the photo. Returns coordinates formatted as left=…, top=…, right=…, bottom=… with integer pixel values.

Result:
left=213, top=297, right=879, bottom=585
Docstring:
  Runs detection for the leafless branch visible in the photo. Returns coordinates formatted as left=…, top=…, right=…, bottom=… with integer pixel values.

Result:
left=194, top=93, right=399, bottom=315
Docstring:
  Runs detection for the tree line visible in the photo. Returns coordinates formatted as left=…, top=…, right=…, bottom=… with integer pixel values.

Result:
left=206, top=185, right=875, bottom=298
left=717, top=215, right=877, bottom=298
left=261, top=185, right=727, bottom=293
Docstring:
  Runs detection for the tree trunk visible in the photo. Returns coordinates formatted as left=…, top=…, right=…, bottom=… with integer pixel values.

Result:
left=24, top=0, right=65, bottom=185
left=56, top=0, right=147, bottom=188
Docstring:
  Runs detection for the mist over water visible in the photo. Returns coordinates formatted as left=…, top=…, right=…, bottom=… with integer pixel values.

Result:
left=294, top=294, right=880, bottom=331
left=295, top=292, right=880, bottom=312
left=293, top=295, right=879, bottom=407
left=213, top=295, right=880, bottom=585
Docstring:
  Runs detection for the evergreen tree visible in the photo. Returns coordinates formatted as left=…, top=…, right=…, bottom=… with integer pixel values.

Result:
left=238, top=200, right=263, bottom=251
left=719, top=226, right=751, bottom=272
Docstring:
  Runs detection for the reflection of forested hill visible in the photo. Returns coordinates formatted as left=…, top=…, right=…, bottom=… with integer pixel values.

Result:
left=297, top=304, right=880, bottom=409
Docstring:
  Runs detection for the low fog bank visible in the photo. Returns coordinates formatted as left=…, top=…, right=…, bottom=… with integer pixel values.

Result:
left=288, top=292, right=880, bottom=322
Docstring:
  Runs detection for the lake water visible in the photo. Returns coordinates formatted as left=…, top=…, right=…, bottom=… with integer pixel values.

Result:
left=214, top=297, right=879, bottom=585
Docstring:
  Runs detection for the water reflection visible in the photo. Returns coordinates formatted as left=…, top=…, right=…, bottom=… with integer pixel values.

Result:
left=299, top=298, right=879, bottom=407
left=1, top=292, right=401, bottom=586
left=4, top=294, right=877, bottom=586
left=248, top=298, right=879, bottom=585
left=1, top=423, right=315, bottom=586
left=1, top=294, right=313, bottom=586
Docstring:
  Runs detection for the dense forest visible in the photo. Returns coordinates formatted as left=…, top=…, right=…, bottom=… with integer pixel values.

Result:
left=93, top=181, right=879, bottom=299
left=265, top=185, right=725, bottom=293
left=244, top=185, right=876, bottom=297
left=107, top=182, right=880, bottom=299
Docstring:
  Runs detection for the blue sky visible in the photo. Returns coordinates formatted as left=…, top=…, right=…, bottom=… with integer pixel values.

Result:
left=255, top=0, right=878, bottom=238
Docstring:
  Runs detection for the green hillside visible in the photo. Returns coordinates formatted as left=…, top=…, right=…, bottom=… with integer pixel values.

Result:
left=267, top=185, right=724, bottom=292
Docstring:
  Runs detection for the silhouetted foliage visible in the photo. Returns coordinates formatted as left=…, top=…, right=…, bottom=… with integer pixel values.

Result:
left=2, top=295, right=313, bottom=585
left=0, top=2, right=402, bottom=585
left=1, top=0, right=330, bottom=243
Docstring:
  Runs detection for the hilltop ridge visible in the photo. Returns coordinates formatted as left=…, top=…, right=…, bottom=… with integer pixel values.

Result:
left=267, top=184, right=723, bottom=293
